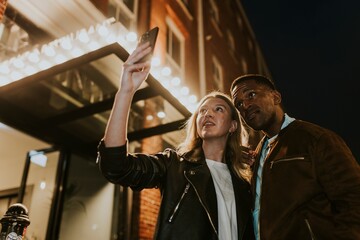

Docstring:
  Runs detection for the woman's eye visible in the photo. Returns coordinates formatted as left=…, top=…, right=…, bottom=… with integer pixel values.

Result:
left=199, top=108, right=206, bottom=114
left=215, top=106, right=224, bottom=112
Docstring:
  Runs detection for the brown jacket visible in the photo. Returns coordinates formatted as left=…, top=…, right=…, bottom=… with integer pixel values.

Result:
left=252, top=120, right=360, bottom=240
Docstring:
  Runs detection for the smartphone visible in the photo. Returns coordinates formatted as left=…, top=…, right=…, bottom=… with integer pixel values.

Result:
left=135, top=26, right=159, bottom=63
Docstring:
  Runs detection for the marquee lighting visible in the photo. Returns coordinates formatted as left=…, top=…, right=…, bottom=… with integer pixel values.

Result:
left=0, top=18, right=198, bottom=112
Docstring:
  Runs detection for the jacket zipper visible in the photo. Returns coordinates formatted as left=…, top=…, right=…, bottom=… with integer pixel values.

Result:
left=270, top=156, right=306, bottom=169
left=304, top=218, right=316, bottom=240
left=168, top=183, right=190, bottom=223
left=185, top=174, right=218, bottom=236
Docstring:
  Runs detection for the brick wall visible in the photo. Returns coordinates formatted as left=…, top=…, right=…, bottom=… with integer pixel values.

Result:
left=138, top=98, right=163, bottom=239
left=0, top=0, right=7, bottom=21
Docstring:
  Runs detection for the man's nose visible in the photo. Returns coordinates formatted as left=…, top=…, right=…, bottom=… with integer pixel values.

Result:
left=242, top=99, right=251, bottom=109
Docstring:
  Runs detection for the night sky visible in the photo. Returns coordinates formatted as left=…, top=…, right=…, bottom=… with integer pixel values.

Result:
left=241, top=0, right=360, bottom=161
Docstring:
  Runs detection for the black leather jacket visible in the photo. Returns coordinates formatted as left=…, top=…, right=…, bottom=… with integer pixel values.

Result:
left=97, top=140, right=255, bottom=240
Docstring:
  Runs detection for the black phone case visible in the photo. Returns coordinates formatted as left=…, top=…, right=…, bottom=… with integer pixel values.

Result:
left=136, top=26, right=159, bottom=63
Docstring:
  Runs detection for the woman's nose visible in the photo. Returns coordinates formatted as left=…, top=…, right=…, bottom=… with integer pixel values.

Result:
left=204, top=110, right=213, bottom=117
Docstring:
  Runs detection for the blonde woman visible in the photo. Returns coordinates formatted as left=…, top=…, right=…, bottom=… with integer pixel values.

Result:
left=97, top=43, right=254, bottom=240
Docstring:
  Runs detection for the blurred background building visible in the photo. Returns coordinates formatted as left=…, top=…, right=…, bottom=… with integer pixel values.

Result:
left=0, top=0, right=269, bottom=239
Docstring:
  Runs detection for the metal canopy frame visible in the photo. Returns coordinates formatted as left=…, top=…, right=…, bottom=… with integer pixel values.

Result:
left=0, top=42, right=191, bottom=157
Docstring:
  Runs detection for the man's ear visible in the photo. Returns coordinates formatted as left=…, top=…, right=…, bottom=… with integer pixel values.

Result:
left=273, top=90, right=282, bottom=105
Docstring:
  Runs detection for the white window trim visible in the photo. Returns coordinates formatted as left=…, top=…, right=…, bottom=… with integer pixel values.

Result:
left=165, top=17, right=185, bottom=79
left=212, top=56, right=223, bottom=91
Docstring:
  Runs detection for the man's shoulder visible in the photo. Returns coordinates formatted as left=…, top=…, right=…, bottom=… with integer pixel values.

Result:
left=287, top=119, right=339, bottom=139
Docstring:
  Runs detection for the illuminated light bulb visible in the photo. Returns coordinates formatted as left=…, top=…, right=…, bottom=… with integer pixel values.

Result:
left=39, top=60, right=51, bottom=70
left=55, top=54, right=67, bottom=64
left=97, top=25, right=109, bottom=36
left=28, top=51, right=40, bottom=63
left=126, top=32, right=137, bottom=42
left=40, top=181, right=46, bottom=190
left=89, top=41, right=100, bottom=51
left=10, top=71, right=24, bottom=81
left=180, top=86, right=189, bottom=95
left=188, top=104, right=197, bottom=113
left=24, top=66, right=37, bottom=75
left=151, top=57, right=161, bottom=67
left=170, top=88, right=180, bottom=98
left=171, top=77, right=181, bottom=86
left=0, top=76, right=10, bottom=86
left=78, top=29, right=90, bottom=43
left=71, top=47, right=84, bottom=57
left=88, top=26, right=95, bottom=35
left=161, top=67, right=172, bottom=76
left=146, top=115, right=154, bottom=121
left=160, top=79, right=170, bottom=88
left=179, top=97, right=189, bottom=106
left=60, top=38, right=72, bottom=50
left=106, top=34, right=117, bottom=43
left=189, top=95, right=197, bottom=104
left=157, top=111, right=166, bottom=118
left=150, top=68, right=161, bottom=78
left=13, top=58, right=24, bottom=68
left=42, top=45, right=56, bottom=57
left=0, top=63, right=10, bottom=74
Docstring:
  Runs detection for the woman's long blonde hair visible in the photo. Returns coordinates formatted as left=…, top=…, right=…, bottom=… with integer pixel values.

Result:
left=177, top=91, right=251, bottom=182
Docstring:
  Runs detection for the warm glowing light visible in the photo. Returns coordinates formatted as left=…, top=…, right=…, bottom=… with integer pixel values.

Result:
left=24, top=66, right=37, bottom=75
left=42, top=45, right=56, bottom=57
left=126, top=32, right=137, bottom=42
left=0, top=63, right=9, bottom=74
left=78, top=29, right=90, bottom=43
left=161, top=67, right=172, bottom=76
left=157, top=111, right=166, bottom=118
left=60, top=38, right=72, bottom=50
left=40, top=181, right=46, bottom=190
left=189, top=95, right=197, bottom=103
left=151, top=57, right=161, bottom=67
left=0, top=18, right=199, bottom=113
left=171, top=77, right=181, bottom=86
left=28, top=51, right=40, bottom=63
left=10, top=71, right=23, bottom=81
left=13, top=58, right=24, bottom=68
left=180, top=86, right=189, bottom=95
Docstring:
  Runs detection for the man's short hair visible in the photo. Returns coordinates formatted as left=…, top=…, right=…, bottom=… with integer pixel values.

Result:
left=230, top=74, right=276, bottom=92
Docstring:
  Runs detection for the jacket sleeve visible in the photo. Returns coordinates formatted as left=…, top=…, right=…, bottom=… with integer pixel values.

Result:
left=97, top=139, right=170, bottom=191
left=315, top=131, right=360, bottom=238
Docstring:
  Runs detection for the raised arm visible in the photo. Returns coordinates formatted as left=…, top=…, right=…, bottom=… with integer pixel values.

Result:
left=103, top=42, right=152, bottom=147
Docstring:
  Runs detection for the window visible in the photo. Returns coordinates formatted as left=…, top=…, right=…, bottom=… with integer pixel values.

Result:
left=209, top=0, right=220, bottom=24
left=237, top=16, right=243, bottom=30
left=212, top=56, right=223, bottom=91
left=179, top=0, right=190, bottom=8
left=165, top=18, right=185, bottom=79
left=0, top=16, right=30, bottom=60
left=226, top=30, right=235, bottom=53
left=107, top=0, right=138, bottom=30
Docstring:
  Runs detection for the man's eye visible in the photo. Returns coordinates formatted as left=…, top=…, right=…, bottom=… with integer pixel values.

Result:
left=249, top=92, right=256, bottom=98
left=236, top=102, right=243, bottom=108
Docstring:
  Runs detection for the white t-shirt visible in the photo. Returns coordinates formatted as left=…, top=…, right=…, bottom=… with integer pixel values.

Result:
left=206, top=159, right=238, bottom=240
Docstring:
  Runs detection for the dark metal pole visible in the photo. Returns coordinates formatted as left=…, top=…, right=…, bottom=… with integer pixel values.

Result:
left=46, top=148, right=71, bottom=240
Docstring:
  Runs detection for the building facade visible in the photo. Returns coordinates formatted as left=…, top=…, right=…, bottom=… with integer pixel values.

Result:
left=0, top=0, right=269, bottom=239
